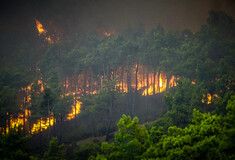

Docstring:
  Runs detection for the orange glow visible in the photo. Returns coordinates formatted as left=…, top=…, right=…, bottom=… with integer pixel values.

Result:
left=214, top=94, right=219, bottom=99
left=202, top=93, right=214, bottom=104
left=207, top=93, right=212, bottom=104
left=36, top=20, right=46, bottom=35
left=67, top=100, right=82, bottom=120
left=2, top=65, right=180, bottom=135
left=169, top=76, right=175, bottom=88
left=104, top=31, right=111, bottom=37
left=0, top=114, right=25, bottom=134
left=35, top=19, right=54, bottom=44
left=141, top=73, right=171, bottom=96
left=25, top=109, right=31, bottom=117
left=115, top=82, right=128, bottom=93
left=31, top=116, right=55, bottom=134
left=45, top=36, right=53, bottom=44
left=10, top=114, right=24, bottom=129
left=38, top=80, right=44, bottom=92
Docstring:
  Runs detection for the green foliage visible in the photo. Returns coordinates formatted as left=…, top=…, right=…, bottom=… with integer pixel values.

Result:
left=96, top=96, right=235, bottom=159
left=161, top=78, right=207, bottom=129
left=72, top=140, right=101, bottom=160
left=44, top=137, right=65, bottom=160
left=98, top=115, right=148, bottom=160
left=0, top=128, right=31, bottom=160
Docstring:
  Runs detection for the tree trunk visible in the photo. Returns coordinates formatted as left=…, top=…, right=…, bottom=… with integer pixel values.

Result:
left=23, top=110, right=26, bottom=135
left=91, top=70, right=93, bottom=94
left=48, top=102, right=51, bottom=139
left=121, top=67, right=124, bottom=92
left=153, top=70, right=156, bottom=95
left=7, top=113, right=10, bottom=133
left=166, top=74, right=170, bottom=91
left=4, top=112, right=7, bottom=134
left=127, top=66, right=132, bottom=93
left=39, top=119, right=42, bottom=147
left=157, top=71, right=160, bottom=93
left=135, top=63, right=139, bottom=93
left=84, top=70, right=87, bottom=96
left=147, top=68, right=149, bottom=96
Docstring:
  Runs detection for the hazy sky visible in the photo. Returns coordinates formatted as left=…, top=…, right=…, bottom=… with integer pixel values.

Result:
left=1, top=0, right=235, bottom=39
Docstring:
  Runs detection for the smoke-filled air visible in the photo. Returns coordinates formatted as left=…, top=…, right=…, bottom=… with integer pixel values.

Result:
left=0, top=0, right=235, bottom=159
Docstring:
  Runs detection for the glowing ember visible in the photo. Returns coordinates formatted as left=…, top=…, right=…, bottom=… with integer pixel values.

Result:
left=207, top=93, right=212, bottom=104
left=104, top=31, right=111, bottom=37
left=38, top=80, right=44, bottom=92
left=202, top=93, right=216, bottom=104
left=67, top=100, right=82, bottom=120
left=141, top=73, right=171, bottom=96
left=2, top=65, right=180, bottom=135
left=35, top=19, right=54, bottom=44
left=36, top=20, right=47, bottom=36
left=45, top=36, right=53, bottom=44
left=31, top=117, right=55, bottom=134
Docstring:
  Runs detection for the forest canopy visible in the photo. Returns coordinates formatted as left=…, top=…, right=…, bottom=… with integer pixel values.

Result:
left=0, top=7, right=235, bottom=160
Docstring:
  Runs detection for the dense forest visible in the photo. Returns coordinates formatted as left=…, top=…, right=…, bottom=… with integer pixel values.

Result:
left=0, top=9, right=235, bottom=159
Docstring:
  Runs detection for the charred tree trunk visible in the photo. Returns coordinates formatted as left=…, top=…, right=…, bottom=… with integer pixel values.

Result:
left=4, top=112, right=7, bottom=134
left=39, top=118, right=42, bottom=147
left=127, top=66, right=132, bottom=93
left=27, top=109, right=31, bottom=134
left=23, top=110, right=26, bottom=135
left=108, top=64, right=111, bottom=80
left=103, top=63, right=106, bottom=78
left=53, top=116, right=56, bottom=137
left=48, top=102, right=51, bottom=139
left=7, top=113, right=10, bottom=133
left=153, top=70, right=156, bottom=95
left=147, top=68, right=149, bottom=96
left=83, top=70, right=87, bottom=96
left=166, top=74, right=170, bottom=91
left=143, top=67, right=145, bottom=93
left=121, top=67, right=124, bottom=92
left=135, top=63, right=139, bottom=93
left=157, top=71, right=160, bottom=93
left=90, top=71, right=93, bottom=94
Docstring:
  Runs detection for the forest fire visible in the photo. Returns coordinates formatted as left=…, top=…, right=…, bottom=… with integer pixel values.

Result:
left=35, top=19, right=53, bottom=44
left=36, top=20, right=46, bottom=35
left=67, top=100, right=82, bottom=120
left=0, top=64, right=177, bottom=135
left=201, top=93, right=219, bottom=104
left=62, top=65, right=176, bottom=96
left=0, top=64, right=195, bottom=135
left=31, top=116, right=55, bottom=134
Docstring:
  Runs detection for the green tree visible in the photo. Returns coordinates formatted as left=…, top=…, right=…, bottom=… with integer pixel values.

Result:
left=98, top=114, right=148, bottom=160
left=44, top=137, right=65, bottom=160
left=0, top=128, right=31, bottom=160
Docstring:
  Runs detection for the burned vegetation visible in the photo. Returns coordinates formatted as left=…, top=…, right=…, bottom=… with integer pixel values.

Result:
left=0, top=1, right=235, bottom=159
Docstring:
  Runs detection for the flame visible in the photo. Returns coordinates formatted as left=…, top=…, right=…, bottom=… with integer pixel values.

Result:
left=45, top=36, right=53, bottom=44
left=31, top=116, right=55, bottom=134
left=141, top=73, right=170, bottom=96
left=67, top=100, right=82, bottom=120
left=207, top=93, right=212, bottom=104
left=35, top=19, right=54, bottom=44
left=202, top=93, right=214, bottom=104
left=104, top=31, right=111, bottom=37
left=1, top=65, right=179, bottom=135
left=38, top=80, right=44, bottom=92
left=25, top=109, right=31, bottom=117
left=36, top=20, right=46, bottom=36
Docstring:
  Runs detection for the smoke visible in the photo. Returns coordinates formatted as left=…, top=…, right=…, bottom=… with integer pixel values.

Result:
left=0, top=0, right=235, bottom=41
